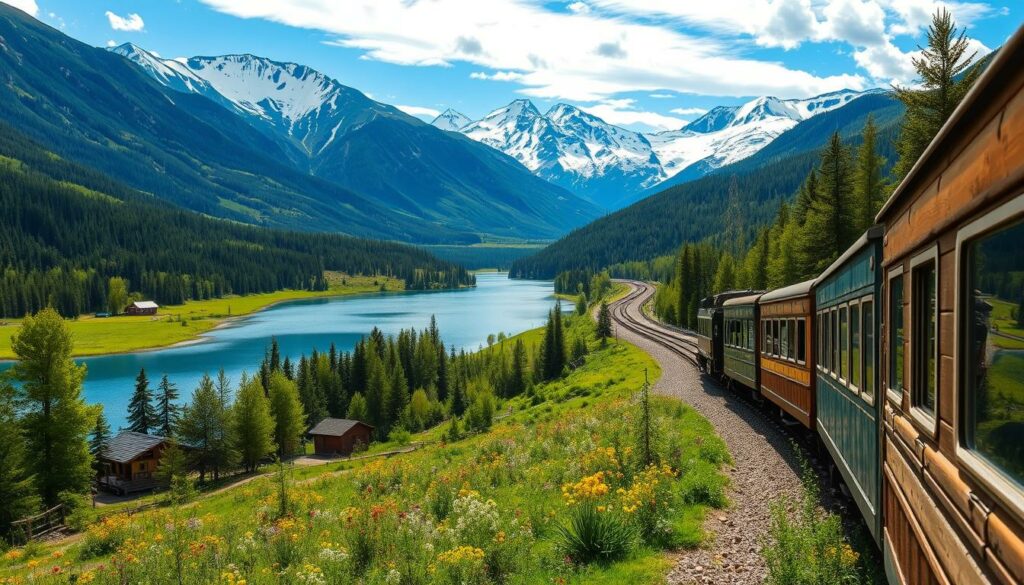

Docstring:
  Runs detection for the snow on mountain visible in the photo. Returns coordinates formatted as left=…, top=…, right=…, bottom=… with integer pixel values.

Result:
left=458, top=100, right=663, bottom=208
left=430, top=108, right=472, bottom=132
left=648, top=89, right=876, bottom=180
left=110, top=43, right=398, bottom=157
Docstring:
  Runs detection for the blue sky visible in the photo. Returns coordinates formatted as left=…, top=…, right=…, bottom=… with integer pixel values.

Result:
left=7, top=0, right=1019, bottom=132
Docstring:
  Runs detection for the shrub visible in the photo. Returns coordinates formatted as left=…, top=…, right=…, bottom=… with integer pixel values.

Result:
left=556, top=504, right=635, bottom=564
left=388, top=426, right=412, bottom=446
left=678, top=461, right=727, bottom=508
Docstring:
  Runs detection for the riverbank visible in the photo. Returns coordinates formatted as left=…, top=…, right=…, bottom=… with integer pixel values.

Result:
left=0, top=274, right=404, bottom=360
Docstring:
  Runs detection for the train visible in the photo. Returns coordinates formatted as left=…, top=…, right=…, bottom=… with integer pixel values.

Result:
left=695, top=27, right=1024, bottom=585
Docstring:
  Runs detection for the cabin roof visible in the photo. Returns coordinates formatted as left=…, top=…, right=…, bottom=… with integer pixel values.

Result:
left=759, top=279, right=815, bottom=303
left=723, top=293, right=763, bottom=307
left=308, top=418, right=374, bottom=437
left=102, top=431, right=167, bottom=464
left=131, top=301, right=159, bottom=309
left=876, top=25, right=1024, bottom=221
left=813, top=225, right=884, bottom=286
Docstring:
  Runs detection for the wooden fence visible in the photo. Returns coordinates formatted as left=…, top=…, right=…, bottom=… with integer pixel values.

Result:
left=9, top=504, right=65, bottom=544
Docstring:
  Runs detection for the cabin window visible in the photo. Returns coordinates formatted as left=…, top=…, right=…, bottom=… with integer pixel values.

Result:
left=796, top=318, right=806, bottom=364
left=862, top=300, right=875, bottom=401
left=788, top=319, right=797, bottom=361
left=850, top=303, right=861, bottom=391
left=839, top=306, right=849, bottom=381
left=780, top=319, right=789, bottom=359
left=748, top=318, right=756, bottom=351
left=763, top=321, right=769, bottom=354
left=817, top=312, right=824, bottom=370
left=833, top=308, right=840, bottom=377
left=963, top=216, right=1024, bottom=488
left=889, top=272, right=905, bottom=398
left=912, top=260, right=937, bottom=416
left=824, top=310, right=833, bottom=372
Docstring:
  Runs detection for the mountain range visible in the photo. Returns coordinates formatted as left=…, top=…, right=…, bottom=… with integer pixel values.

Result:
left=433, top=89, right=880, bottom=209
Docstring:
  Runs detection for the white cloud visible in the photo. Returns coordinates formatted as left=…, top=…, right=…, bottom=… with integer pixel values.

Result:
left=105, top=10, right=145, bottom=32
left=568, top=1, right=591, bottom=14
left=649, top=93, right=674, bottom=98
left=581, top=99, right=687, bottom=131
left=5, top=0, right=38, bottom=16
left=670, top=107, right=708, bottom=115
left=106, top=39, right=117, bottom=47
left=198, top=0, right=864, bottom=101
left=470, top=71, right=525, bottom=81
left=396, top=104, right=442, bottom=119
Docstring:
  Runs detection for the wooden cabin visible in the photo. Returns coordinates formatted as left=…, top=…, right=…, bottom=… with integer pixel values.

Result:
left=758, top=279, right=816, bottom=428
left=722, top=293, right=762, bottom=393
left=814, top=226, right=884, bottom=544
left=125, top=301, right=158, bottom=316
left=98, top=431, right=172, bottom=495
left=875, top=26, right=1024, bottom=585
left=308, top=418, right=374, bottom=456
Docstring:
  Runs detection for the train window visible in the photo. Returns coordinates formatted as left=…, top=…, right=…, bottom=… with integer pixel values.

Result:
left=962, top=214, right=1024, bottom=489
left=832, top=308, right=840, bottom=378
left=839, top=306, right=849, bottom=382
left=748, top=319, right=755, bottom=351
left=889, top=271, right=905, bottom=400
left=780, top=319, right=789, bottom=358
left=762, top=321, right=769, bottom=354
left=788, top=319, right=797, bottom=361
left=825, top=310, right=832, bottom=372
left=862, top=300, right=875, bottom=402
left=796, top=319, right=806, bottom=364
left=912, top=259, right=937, bottom=417
left=851, top=303, right=861, bottom=391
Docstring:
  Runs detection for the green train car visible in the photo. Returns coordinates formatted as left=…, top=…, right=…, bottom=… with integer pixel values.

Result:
left=722, top=293, right=763, bottom=394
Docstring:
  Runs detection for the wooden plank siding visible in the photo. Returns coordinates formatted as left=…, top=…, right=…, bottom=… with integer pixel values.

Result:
left=760, top=295, right=815, bottom=428
left=876, top=25, right=1024, bottom=585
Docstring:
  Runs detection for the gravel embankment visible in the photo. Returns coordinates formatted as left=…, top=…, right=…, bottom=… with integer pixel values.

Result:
left=610, top=282, right=805, bottom=585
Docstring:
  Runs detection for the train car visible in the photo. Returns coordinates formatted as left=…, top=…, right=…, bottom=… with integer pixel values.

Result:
left=722, top=293, right=763, bottom=393
left=875, top=28, right=1024, bottom=585
left=758, top=279, right=816, bottom=428
left=813, top=226, right=884, bottom=543
left=696, top=290, right=757, bottom=375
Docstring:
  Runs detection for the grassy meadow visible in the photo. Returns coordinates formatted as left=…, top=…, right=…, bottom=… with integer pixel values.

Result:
left=0, top=275, right=403, bottom=359
left=0, top=316, right=731, bottom=585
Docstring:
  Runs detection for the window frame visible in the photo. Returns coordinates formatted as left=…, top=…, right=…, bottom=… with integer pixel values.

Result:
left=886, top=266, right=905, bottom=406
left=908, top=245, right=939, bottom=439
left=796, top=317, right=807, bottom=365
left=954, top=194, right=1024, bottom=522
left=860, top=296, right=875, bottom=405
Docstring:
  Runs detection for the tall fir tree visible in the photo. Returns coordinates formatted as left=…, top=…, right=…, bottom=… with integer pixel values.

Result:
left=892, top=8, right=980, bottom=180
left=178, top=374, right=235, bottom=483
left=596, top=301, right=613, bottom=344
left=10, top=308, right=93, bottom=505
left=0, top=378, right=39, bottom=535
left=800, top=132, right=855, bottom=275
left=233, top=374, right=274, bottom=472
left=509, top=338, right=529, bottom=397
left=346, top=392, right=370, bottom=422
left=127, top=368, right=157, bottom=434
left=268, top=372, right=307, bottom=457
left=155, top=374, right=180, bottom=437
left=88, top=408, right=112, bottom=472
left=853, top=115, right=886, bottom=233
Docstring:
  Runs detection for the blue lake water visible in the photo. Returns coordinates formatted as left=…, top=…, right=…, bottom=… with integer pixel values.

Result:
left=1, top=273, right=559, bottom=430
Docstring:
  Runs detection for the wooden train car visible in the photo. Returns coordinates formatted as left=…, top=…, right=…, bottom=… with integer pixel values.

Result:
left=758, top=279, right=816, bottom=428
left=723, top=293, right=763, bottom=393
left=697, top=290, right=757, bottom=375
left=814, top=226, right=884, bottom=543
left=875, top=28, right=1024, bottom=585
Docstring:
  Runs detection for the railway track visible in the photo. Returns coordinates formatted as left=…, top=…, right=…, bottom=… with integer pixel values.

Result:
left=609, top=280, right=699, bottom=367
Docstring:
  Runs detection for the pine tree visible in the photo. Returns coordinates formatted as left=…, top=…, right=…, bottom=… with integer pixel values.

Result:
left=155, top=374, right=180, bottom=437
left=713, top=253, right=737, bottom=293
left=853, top=115, right=886, bottom=232
left=597, top=301, right=613, bottom=344
left=346, top=392, right=370, bottom=422
left=89, top=408, right=112, bottom=472
left=0, top=379, right=39, bottom=535
left=450, top=373, right=467, bottom=417
left=269, top=337, right=281, bottom=372
left=575, top=293, right=587, bottom=316
left=268, top=371, right=307, bottom=457
left=233, top=375, right=274, bottom=473
left=436, top=344, right=450, bottom=403
left=10, top=308, right=93, bottom=504
left=384, top=360, right=409, bottom=437
left=551, top=302, right=566, bottom=376
left=178, top=374, right=235, bottom=483
left=155, top=442, right=190, bottom=489
left=509, top=338, right=529, bottom=396
left=365, top=355, right=388, bottom=429
left=127, top=368, right=157, bottom=434
left=801, top=132, right=855, bottom=274
left=892, top=8, right=981, bottom=180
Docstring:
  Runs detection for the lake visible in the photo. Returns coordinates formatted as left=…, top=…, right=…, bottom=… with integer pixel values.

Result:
left=1, top=273, right=560, bottom=430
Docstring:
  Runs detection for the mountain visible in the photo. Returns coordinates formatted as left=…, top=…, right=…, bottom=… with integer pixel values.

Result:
left=509, top=92, right=903, bottom=279
left=431, top=108, right=472, bottom=132
left=457, top=99, right=663, bottom=209
left=108, top=42, right=600, bottom=241
left=450, top=90, right=877, bottom=209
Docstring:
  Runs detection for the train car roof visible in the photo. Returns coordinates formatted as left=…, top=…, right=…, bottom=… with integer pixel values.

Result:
left=876, top=23, right=1024, bottom=222
left=813, top=225, right=884, bottom=286
left=723, top=293, right=763, bottom=307
left=759, top=279, right=815, bottom=304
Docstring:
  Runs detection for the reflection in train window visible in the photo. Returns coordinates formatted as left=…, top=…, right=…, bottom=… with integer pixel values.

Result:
left=890, top=275, right=905, bottom=394
left=851, top=303, right=861, bottom=390
left=964, top=217, right=1024, bottom=487
left=863, top=300, right=875, bottom=401
left=839, top=305, right=849, bottom=382
left=913, top=261, right=937, bottom=415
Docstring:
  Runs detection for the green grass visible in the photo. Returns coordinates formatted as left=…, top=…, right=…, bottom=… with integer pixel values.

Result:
left=0, top=274, right=403, bottom=359
left=0, top=316, right=729, bottom=585
left=990, top=298, right=1024, bottom=345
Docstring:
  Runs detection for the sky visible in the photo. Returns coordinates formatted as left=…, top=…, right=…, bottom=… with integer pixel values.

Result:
left=5, top=0, right=1019, bottom=132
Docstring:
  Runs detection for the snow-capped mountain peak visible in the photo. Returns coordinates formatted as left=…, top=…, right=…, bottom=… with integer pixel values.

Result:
left=430, top=108, right=472, bottom=132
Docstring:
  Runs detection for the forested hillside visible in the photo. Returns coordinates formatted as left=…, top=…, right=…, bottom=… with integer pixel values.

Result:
left=0, top=123, right=473, bottom=319
left=510, top=95, right=902, bottom=279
